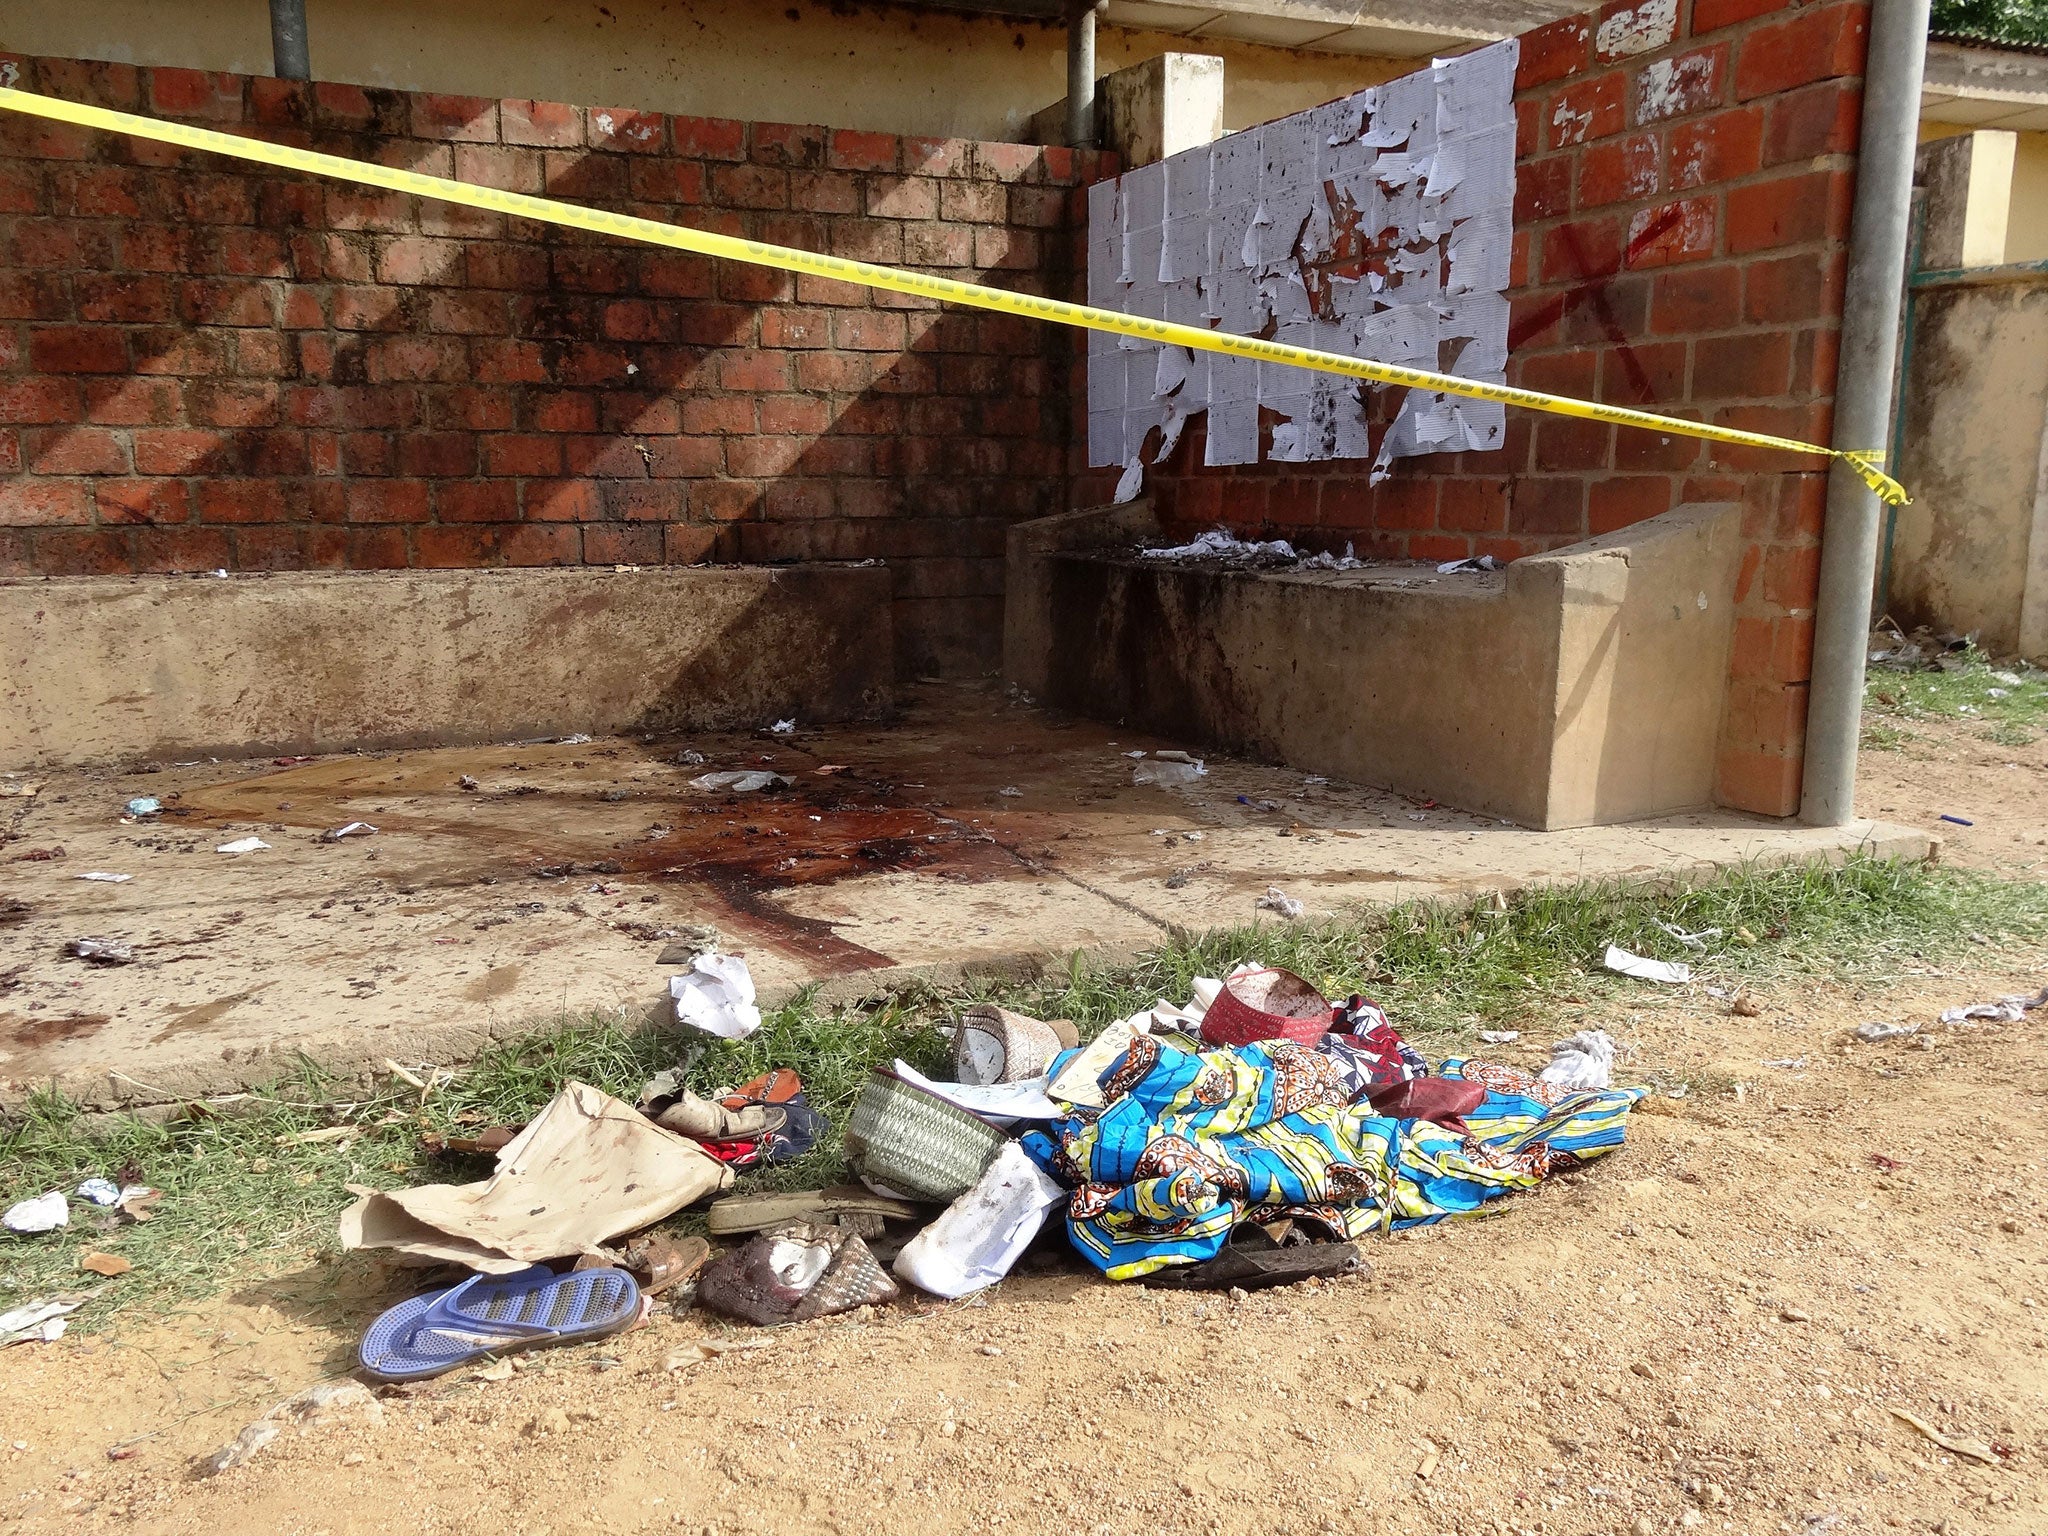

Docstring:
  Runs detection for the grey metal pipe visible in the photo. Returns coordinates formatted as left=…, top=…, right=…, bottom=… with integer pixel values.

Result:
left=1066, top=1, right=1100, bottom=148
left=270, top=0, right=311, bottom=81
left=1798, top=0, right=1931, bottom=826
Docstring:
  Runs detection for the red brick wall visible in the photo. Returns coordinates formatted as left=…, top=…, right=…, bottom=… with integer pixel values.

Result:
left=0, top=55, right=1110, bottom=676
left=1112, top=0, right=1868, bottom=816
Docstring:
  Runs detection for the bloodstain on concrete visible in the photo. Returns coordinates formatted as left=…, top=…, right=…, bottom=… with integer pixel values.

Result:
left=151, top=985, right=268, bottom=1043
left=4, top=1012, right=111, bottom=1049
left=172, top=736, right=1031, bottom=976
left=463, top=963, right=524, bottom=1003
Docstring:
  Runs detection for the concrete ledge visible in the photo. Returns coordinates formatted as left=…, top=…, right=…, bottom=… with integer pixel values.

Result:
left=1004, top=501, right=1742, bottom=829
left=0, top=564, right=894, bottom=769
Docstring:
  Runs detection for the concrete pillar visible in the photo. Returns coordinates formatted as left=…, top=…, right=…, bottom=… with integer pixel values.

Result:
left=1029, top=51, right=1225, bottom=168
left=1102, top=53, right=1225, bottom=167
left=1918, top=129, right=2017, bottom=270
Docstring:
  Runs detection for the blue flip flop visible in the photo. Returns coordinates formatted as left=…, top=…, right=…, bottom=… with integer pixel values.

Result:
left=357, top=1264, right=643, bottom=1382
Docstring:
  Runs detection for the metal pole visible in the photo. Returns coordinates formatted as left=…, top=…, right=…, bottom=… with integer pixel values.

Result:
left=1799, top=0, right=1930, bottom=826
left=270, top=0, right=311, bottom=81
left=1066, top=1, right=1101, bottom=148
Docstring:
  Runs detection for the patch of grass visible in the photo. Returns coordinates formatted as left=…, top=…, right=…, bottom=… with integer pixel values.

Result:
left=1865, top=645, right=2048, bottom=733
left=1980, top=720, right=2040, bottom=749
left=1860, top=719, right=1915, bottom=753
left=5, top=854, right=2045, bottom=1326
left=996, top=852, right=2048, bottom=1043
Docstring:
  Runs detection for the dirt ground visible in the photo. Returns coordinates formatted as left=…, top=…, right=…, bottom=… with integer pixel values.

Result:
left=1, top=715, right=2044, bottom=1536
left=1858, top=710, right=2048, bottom=881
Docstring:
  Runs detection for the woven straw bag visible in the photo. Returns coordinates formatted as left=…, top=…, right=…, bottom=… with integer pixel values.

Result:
left=843, top=1069, right=1008, bottom=1202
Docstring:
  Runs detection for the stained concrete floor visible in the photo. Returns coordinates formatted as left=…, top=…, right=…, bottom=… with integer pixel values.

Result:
left=0, top=680, right=1929, bottom=1108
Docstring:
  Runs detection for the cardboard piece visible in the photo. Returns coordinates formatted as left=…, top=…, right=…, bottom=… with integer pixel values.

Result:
left=338, top=1082, right=733, bottom=1273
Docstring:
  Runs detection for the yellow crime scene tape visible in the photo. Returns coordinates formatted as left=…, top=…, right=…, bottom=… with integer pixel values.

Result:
left=0, top=86, right=1908, bottom=505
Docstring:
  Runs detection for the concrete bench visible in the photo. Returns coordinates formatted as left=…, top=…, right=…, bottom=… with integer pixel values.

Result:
left=1004, top=500, right=1743, bottom=830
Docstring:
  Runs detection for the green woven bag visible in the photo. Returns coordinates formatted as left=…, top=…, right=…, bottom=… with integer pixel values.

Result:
left=843, top=1069, right=1008, bottom=1202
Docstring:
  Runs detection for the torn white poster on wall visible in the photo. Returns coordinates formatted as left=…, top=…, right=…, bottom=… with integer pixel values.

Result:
left=1085, top=38, right=1519, bottom=501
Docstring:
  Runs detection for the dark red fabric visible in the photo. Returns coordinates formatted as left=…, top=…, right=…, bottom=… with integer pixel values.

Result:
left=1365, top=1077, right=1488, bottom=1126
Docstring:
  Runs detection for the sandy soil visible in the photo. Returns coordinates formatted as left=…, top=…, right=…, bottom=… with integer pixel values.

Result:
left=1, top=718, right=2043, bottom=1536
left=1858, top=712, right=2048, bottom=878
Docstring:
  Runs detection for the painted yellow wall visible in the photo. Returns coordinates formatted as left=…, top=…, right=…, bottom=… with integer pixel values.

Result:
left=1921, top=119, right=2048, bottom=264
left=0, top=0, right=1407, bottom=142
left=2008, top=130, right=2048, bottom=263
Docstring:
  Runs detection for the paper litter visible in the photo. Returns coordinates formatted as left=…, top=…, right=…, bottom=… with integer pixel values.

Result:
left=890, top=1059, right=1063, bottom=1128
left=321, top=821, right=378, bottom=841
left=1602, top=945, right=1691, bottom=985
left=1047, top=1018, right=1144, bottom=1108
left=1257, top=886, right=1306, bottom=920
left=894, top=1143, right=1067, bottom=1299
left=1140, top=529, right=1297, bottom=562
left=3, top=1190, right=69, bottom=1234
left=1539, top=1030, right=1616, bottom=1091
left=1939, top=986, right=2048, bottom=1025
left=77, top=872, right=132, bottom=883
left=338, top=1081, right=732, bottom=1273
left=1133, top=757, right=1206, bottom=786
left=689, top=770, right=791, bottom=793
left=668, top=952, right=762, bottom=1040
left=215, top=837, right=270, bottom=855
left=0, top=1297, right=83, bottom=1346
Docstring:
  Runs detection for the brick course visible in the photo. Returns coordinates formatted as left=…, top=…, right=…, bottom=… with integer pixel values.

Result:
left=0, top=55, right=1112, bottom=676
left=1109, top=0, right=1869, bottom=815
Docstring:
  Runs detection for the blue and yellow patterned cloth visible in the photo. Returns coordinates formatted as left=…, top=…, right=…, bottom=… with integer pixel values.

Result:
left=1022, top=1035, right=1647, bottom=1280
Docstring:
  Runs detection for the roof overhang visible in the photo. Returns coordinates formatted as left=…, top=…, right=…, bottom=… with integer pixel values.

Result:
left=891, top=0, right=1587, bottom=58
left=1921, top=38, right=2048, bottom=130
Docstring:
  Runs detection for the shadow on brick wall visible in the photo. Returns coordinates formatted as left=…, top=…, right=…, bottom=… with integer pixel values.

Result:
left=0, top=57, right=1110, bottom=676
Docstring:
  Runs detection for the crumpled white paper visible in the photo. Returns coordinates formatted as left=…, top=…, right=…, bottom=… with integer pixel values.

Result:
left=890, top=1060, right=1062, bottom=1128
left=1257, top=886, right=1306, bottom=920
left=2, top=1190, right=68, bottom=1234
left=893, top=1142, right=1067, bottom=1300
left=690, top=771, right=790, bottom=794
left=1602, top=944, right=1690, bottom=985
left=1939, top=986, right=2048, bottom=1025
left=0, top=1297, right=83, bottom=1346
left=1539, top=1029, right=1616, bottom=1091
left=669, top=952, right=763, bottom=1040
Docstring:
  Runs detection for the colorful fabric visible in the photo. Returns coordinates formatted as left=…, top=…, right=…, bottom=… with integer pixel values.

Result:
left=1324, top=996, right=1428, bottom=1090
left=1023, top=1036, right=1646, bottom=1280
